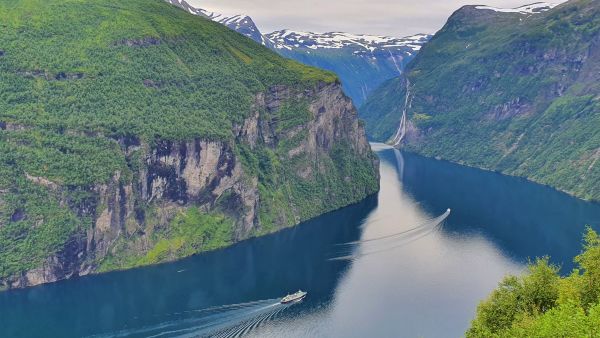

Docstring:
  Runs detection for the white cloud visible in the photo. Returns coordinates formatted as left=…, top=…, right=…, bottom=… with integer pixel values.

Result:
left=186, top=0, right=567, bottom=37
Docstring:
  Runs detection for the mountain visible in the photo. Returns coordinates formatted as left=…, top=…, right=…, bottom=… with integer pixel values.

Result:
left=360, top=0, right=600, bottom=201
left=266, top=30, right=431, bottom=106
left=165, top=0, right=267, bottom=45
left=165, top=0, right=430, bottom=106
left=0, top=0, right=379, bottom=289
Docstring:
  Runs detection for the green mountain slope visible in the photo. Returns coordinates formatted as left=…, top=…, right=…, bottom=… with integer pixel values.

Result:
left=0, top=0, right=378, bottom=289
left=361, top=0, right=600, bottom=201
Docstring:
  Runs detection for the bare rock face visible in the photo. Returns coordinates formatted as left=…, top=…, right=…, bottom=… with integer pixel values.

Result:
left=90, top=171, right=135, bottom=258
left=1, top=82, right=378, bottom=289
left=144, top=139, right=259, bottom=239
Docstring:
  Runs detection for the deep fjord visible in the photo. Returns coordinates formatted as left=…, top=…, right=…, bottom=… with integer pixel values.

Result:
left=1, top=145, right=599, bottom=337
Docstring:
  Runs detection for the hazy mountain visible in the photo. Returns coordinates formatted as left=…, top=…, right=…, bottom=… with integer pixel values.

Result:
left=165, top=0, right=430, bottom=106
left=267, top=30, right=430, bottom=106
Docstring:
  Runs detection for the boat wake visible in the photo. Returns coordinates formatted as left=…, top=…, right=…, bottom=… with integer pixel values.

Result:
left=88, top=298, right=298, bottom=338
left=329, top=209, right=451, bottom=261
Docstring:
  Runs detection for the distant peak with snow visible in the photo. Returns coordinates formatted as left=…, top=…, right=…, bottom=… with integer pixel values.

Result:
left=474, top=2, right=558, bottom=15
left=165, top=0, right=264, bottom=44
left=265, top=30, right=431, bottom=54
left=164, top=0, right=432, bottom=105
left=165, top=0, right=430, bottom=56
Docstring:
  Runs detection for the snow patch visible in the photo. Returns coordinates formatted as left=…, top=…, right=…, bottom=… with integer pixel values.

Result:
left=474, top=2, right=558, bottom=14
left=167, top=0, right=432, bottom=53
left=265, top=30, right=431, bottom=53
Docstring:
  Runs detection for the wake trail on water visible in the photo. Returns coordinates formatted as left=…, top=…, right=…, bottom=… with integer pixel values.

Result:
left=88, top=298, right=296, bottom=338
left=329, top=209, right=451, bottom=261
left=212, top=304, right=288, bottom=338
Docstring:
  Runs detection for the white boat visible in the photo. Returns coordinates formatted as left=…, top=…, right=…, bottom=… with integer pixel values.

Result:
left=280, top=290, right=307, bottom=304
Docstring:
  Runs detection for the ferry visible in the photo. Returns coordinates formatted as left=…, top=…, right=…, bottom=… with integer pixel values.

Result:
left=280, top=290, right=307, bottom=304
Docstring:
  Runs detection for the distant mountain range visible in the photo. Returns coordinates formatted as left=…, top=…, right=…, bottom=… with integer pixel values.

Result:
left=266, top=30, right=430, bottom=106
left=165, top=0, right=430, bottom=106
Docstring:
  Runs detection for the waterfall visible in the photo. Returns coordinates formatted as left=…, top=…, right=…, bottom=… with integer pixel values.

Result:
left=388, top=78, right=412, bottom=147
left=388, top=50, right=402, bottom=76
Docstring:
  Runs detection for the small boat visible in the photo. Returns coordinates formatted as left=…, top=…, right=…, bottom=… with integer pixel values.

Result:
left=280, top=290, right=307, bottom=304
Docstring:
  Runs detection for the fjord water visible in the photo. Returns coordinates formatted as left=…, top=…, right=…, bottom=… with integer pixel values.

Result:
left=2, top=145, right=600, bottom=337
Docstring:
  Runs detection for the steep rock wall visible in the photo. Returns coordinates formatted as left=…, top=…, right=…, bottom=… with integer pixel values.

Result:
left=1, top=82, right=378, bottom=289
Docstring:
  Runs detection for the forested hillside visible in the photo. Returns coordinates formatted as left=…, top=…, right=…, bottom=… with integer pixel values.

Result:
left=0, top=0, right=379, bottom=289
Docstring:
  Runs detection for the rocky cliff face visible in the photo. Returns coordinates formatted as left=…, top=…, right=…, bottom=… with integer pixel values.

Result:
left=1, top=82, right=378, bottom=289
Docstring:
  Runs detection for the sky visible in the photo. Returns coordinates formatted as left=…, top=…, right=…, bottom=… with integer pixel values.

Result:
left=187, top=0, right=567, bottom=37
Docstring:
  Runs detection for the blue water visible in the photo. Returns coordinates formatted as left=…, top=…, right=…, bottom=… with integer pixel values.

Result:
left=1, top=145, right=599, bottom=337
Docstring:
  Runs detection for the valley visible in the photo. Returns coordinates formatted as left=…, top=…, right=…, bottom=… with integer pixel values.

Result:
left=166, top=0, right=431, bottom=106
left=0, top=0, right=599, bottom=336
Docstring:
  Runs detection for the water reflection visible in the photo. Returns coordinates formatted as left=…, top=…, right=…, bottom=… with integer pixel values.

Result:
left=1, top=145, right=599, bottom=338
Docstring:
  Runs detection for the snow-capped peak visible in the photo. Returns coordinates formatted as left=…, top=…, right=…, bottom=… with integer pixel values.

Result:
left=265, top=30, right=430, bottom=53
left=165, top=0, right=431, bottom=57
left=474, top=2, right=558, bottom=14
left=165, top=0, right=264, bottom=44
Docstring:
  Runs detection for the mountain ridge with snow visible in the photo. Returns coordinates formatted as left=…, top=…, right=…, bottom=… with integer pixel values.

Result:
left=164, top=0, right=431, bottom=105
left=166, top=0, right=266, bottom=44
left=474, top=2, right=558, bottom=14
left=266, top=30, right=429, bottom=54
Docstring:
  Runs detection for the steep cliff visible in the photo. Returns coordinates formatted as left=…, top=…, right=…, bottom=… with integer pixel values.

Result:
left=0, top=0, right=378, bottom=289
left=361, top=0, right=600, bottom=201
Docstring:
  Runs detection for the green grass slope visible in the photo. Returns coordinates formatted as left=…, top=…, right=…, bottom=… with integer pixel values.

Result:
left=361, top=0, right=600, bottom=201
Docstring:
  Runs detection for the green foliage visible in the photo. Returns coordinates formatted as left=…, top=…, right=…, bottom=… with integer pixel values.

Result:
left=360, top=0, right=600, bottom=201
left=98, top=208, right=233, bottom=271
left=237, top=138, right=379, bottom=236
left=467, top=227, right=600, bottom=337
left=574, top=227, right=600, bottom=308
left=0, top=0, right=335, bottom=140
left=0, top=173, right=80, bottom=278
left=2, top=130, right=128, bottom=186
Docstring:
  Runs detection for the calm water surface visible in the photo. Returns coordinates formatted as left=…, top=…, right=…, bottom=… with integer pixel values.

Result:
left=1, top=144, right=599, bottom=337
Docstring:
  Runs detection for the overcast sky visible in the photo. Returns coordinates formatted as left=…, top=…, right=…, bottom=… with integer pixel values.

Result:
left=187, top=0, right=567, bottom=37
